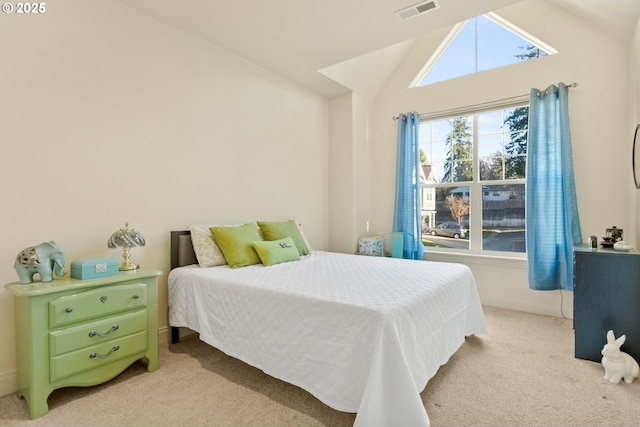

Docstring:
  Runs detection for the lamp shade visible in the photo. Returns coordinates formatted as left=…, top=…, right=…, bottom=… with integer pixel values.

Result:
left=108, top=222, right=145, bottom=270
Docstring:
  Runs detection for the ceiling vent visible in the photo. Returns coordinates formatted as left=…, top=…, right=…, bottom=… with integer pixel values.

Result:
left=395, top=1, right=440, bottom=20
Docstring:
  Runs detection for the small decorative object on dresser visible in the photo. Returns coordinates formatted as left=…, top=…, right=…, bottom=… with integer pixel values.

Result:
left=613, top=241, right=632, bottom=252
left=108, top=221, right=146, bottom=270
left=606, top=226, right=623, bottom=242
left=601, top=330, right=639, bottom=384
left=70, top=257, right=119, bottom=279
left=13, top=241, right=67, bottom=284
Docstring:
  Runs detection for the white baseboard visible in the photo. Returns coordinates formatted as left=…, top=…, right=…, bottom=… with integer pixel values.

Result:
left=0, top=368, right=17, bottom=398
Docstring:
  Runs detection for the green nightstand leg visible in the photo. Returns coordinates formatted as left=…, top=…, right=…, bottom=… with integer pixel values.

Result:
left=22, top=388, right=51, bottom=419
left=146, top=351, right=159, bottom=372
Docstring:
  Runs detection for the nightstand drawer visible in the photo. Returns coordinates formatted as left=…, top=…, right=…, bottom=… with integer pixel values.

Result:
left=49, top=283, right=147, bottom=328
left=49, top=310, right=147, bottom=356
left=50, top=330, right=147, bottom=382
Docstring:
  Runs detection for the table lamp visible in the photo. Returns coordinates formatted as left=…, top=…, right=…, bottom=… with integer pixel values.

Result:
left=108, top=221, right=146, bottom=270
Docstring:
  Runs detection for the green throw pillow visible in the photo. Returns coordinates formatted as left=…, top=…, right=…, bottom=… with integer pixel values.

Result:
left=257, top=220, right=309, bottom=256
left=252, top=237, right=300, bottom=266
left=209, top=223, right=262, bottom=268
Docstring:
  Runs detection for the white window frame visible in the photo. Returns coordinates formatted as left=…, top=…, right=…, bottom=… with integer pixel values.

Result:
left=419, top=97, right=529, bottom=260
left=411, top=12, right=557, bottom=88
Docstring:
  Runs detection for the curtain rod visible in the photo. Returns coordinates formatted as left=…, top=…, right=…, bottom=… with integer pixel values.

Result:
left=392, top=82, right=579, bottom=120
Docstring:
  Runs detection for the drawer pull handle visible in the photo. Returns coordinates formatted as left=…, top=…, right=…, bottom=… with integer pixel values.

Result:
left=89, top=345, right=120, bottom=359
left=133, top=294, right=140, bottom=299
left=100, top=296, right=108, bottom=303
left=88, top=325, right=120, bottom=338
left=65, top=307, right=73, bottom=313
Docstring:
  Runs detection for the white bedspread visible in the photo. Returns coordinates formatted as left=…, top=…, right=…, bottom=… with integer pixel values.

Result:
left=169, top=251, right=486, bottom=427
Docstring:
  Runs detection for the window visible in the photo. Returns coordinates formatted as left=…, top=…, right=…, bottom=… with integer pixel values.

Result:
left=419, top=103, right=528, bottom=254
left=414, top=13, right=556, bottom=87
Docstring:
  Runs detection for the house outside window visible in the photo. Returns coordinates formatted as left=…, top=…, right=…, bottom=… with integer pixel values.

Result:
left=419, top=103, right=528, bottom=254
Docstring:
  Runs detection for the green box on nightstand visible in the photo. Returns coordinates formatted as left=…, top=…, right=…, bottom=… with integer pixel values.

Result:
left=70, top=258, right=119, bottom=279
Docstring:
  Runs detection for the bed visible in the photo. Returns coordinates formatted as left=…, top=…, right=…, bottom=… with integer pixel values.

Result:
left=168, top=227, right=486, bottom=427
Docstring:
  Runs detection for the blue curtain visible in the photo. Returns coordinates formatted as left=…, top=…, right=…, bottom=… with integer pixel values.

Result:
left=393, top=112, right=425, bottom=260
left=526, top=83, right=582, bottom=291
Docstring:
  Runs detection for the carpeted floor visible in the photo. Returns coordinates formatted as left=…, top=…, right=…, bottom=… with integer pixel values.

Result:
left=1, top=306, right=639, bottom=427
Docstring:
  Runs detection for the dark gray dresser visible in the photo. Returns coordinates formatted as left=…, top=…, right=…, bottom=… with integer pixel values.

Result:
left=573, top=245, right=640, bottom=363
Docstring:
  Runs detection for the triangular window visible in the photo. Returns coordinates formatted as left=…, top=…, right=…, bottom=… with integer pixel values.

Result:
left=414, top=13, right=556, bottom=87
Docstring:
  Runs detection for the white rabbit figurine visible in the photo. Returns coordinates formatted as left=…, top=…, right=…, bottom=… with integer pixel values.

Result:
left=601, top=330, right=639, bottom=384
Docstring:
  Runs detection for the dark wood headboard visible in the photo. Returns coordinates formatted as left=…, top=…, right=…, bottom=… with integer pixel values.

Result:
left=169, top=230, right=197, bottom=344
left=170, top=230, right=197, bottom=270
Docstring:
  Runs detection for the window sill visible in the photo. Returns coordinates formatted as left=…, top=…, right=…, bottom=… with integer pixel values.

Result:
left=424, top=250, right=528, bottom=269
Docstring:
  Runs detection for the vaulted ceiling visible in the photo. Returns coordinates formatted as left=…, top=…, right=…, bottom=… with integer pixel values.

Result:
left=120, top=0, right=640, bottom=98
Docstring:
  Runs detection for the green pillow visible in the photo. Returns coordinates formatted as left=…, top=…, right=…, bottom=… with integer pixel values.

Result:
left=257, top=220, right=309, bottom=256
left=209, top=223, right=262, bottom=268
left=252, top=237, right=300, bottom=267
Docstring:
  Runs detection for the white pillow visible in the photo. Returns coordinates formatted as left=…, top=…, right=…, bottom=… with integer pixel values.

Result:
left=295, top=221, right=313, bottom=253
left=190, top=224, right=228, bottom=267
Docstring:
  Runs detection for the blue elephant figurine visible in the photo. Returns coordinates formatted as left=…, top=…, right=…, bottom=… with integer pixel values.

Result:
left=14, top=241, right=67, bottom=284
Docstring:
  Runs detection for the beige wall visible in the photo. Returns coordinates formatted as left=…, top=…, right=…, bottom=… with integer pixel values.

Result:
left=328, top=92, right=375, bottom=253
left=365, top=0, right=634, bottom=317
left=328, top=93, right=355, bottom=253
left=0, top=0, right=329, bottom=396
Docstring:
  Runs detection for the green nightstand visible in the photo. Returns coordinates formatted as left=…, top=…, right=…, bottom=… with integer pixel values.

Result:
left=5, top=269, right=162, bottom=419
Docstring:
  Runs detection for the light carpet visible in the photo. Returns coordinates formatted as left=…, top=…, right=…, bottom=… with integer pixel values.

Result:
left=1, top=306, right=639, bottom=427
